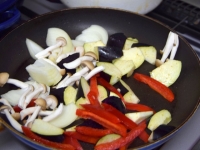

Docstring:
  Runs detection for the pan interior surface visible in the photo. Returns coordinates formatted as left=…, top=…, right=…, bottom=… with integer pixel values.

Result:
left=0, top=8, right=200, bottom=150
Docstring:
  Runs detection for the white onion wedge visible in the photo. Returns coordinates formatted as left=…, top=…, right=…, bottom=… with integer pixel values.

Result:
left=82, top=25, right=108, bottom=45
left=26, top=38, right=44, bottom=60
left=75, top=32, right=101, bottom=43
left=46, top=28, right=74, bottom=54
left=26, top=59, right=62, bottom=86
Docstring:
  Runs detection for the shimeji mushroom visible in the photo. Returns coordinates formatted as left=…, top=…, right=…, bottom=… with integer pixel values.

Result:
left=0, top=102, right=22, bottom=132
left=23, top=84, right=47, bottom=109
left=42, top=103, right=64, bottom=122
left=45, top=95, right=58, bottom=110
left=0, top=72, right=29, bottom=88
left=56, top=67, right=90, bottom=89
left=35, top=37, right=67, bottom=59
left=155, top=31, right=179, bottom=67
left=24, top=98, right=47, bottom=127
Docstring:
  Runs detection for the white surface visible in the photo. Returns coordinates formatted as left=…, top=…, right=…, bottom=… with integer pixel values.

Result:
left=60, top=0, right=162, bottom=14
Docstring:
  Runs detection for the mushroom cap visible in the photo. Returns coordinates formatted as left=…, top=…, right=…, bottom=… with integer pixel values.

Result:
left=81, top=60, right=95, bottom=70
left=155, top=59, right=164, bottom=67
left=84, top=52, right=98, bottom=60
left=34, top=98, right=47, bottom=110
left=56, top=37, right=67, bottom=47
left=11, top=113, right=21, bottom=121
left=45, top=95, right=58, bottom=110
left=0, top=105, right=11, bottom=113
left=0, top=72, right=9, bottom=87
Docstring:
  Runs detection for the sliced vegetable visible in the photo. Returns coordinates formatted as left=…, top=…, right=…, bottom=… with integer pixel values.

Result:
left=83, top=40, right=104, bottom=59
left=125, top=103, right=155, bottom=112
left=63, top=135, right=83, bottom=150
left=139, top=46, right=157, bottom=65
left=150, top=60, right=182, bottom=87
left=98, top=46, right=123, bottom=62
left=31, top=119, right=64, bottom=136
left=64, top=131, right=100, bottom=144
left=97, top=77, right=125, bottom=102
left=102, top=96, right=126, bottom=114
left=120, top=47, right=145, bottom=69
left=133, top=73, right=175, bottom=102
left=97, top=62, right=122, bottom=78
left=26, top=38, right=44, bottom=60
left=76, top=109, right=127, bottom=136
left=26, top=59, right=62, bottom=86
left=96, top=133, right=121, bottom=145
left=125, top=111, right=153, bottom=124
left=64, top=86, right=77, bottom=105
left=107, top=33, right=127, bottom=50
left=113, top=59, right=135, bottom=77
left=75, top=126, right=113, bottom=137
left=22, top=126, right=75, bottom=150
left=123, top=37, right=138, bottom=50
left=94, top=122, right=146, bottom=150
left=148, top=109, right=172, bottom=131
left=81, top=104, right=120, bottom=124
left=48, top=103, right=78, bottom=128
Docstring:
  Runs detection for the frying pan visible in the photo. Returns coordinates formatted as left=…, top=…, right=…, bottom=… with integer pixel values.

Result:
left=0, top=8, right=200, bottom=150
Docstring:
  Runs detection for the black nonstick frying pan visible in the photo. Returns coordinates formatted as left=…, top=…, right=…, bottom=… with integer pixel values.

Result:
left=0, top=8, right=200, bottom=150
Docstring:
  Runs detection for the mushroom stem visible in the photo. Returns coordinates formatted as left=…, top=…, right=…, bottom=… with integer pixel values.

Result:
left=56, top=67, right=89, bottom=89
left=42, top=103, right=64, bottom=122
left=35, top=37, right=67, bottom=59
left=3, top=108, right=22, bottom=132
left=63, top=56, right=94, bottom=69
left=84, top=66, right=105, bottom=80
left=45, top=95, right=58, bottom=110
left=18, top=85, right=34, bottom=109
left=160, top=32, right=175, bottom=63
left=23, top=84, right=46, bottom=109
left=20, top=106, right=53, bottom=120
left=0, top=98, right=15, bottom=114
left=170, top=34, right=179, bottom=60
left=25, top=106, right=41, bottom=127
left=56, top=51, right=80, bottom=63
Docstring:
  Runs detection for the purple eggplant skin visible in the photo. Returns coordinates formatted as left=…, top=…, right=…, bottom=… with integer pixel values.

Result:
left=107, top=33, right=127, bottom=50
left=36, top=134, right=65, bottom=143
left=57, top=52, right=80, bottom=68
left=102, top=96, right=126, bottom=114
left=99, top=72, right=111, bottom=83
left=76, top=81, right=85, bottom=100
left=50, top=87, right=65, bottom=103
left=98, top=46, right=123, bottom=62
left=152, top=125, right=175, bottom=141
left=113, top=81, right=129, bottom=96
left=131, top=43, right=150, bottom=48
left=78, top=119, right=104, bottom=129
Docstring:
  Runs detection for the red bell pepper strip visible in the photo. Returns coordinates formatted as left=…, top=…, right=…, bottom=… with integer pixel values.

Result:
left=63, top=135, right=83, bottom=150
left=102, top=103, right=150, bottom=143
left=64, top=131, right=99, bottom=144
left=125, top=103, right=155, bottom=112
left=13, top=99, right=37, bottom=112
left=94, top=122, right=147, bottom=150
left=21, top=126, right=75, bottom=150
left=97, top=77, right=125, bottom=102
left=75, top=126, right=113, bottom=137
left=139, top=130, right=150, bottom=143
left=87, top=91, right=101, bottom=107
left=89, top=75, right=99, bottom=98
left=102, top=103, right=137, bottom=129
left=81, top=104, right=120, bottom=124
left=76, top=109, right=127, bottom=137
left=133, top=73, right=174, bottom=102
